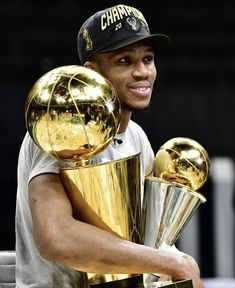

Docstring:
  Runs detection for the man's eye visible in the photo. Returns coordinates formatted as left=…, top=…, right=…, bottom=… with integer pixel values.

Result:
left=144, top=55, right=154, bottom=63
left=119, top=57, right=129, bottom=63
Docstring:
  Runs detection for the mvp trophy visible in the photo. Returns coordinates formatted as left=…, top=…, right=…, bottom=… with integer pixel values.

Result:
left=142, top=137, right=210, bottom=287
left=25, top=65, right=210, bottom=288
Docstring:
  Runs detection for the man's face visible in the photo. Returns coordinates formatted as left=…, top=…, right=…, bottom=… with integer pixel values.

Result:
left=92, top=41, right=157, bottom=112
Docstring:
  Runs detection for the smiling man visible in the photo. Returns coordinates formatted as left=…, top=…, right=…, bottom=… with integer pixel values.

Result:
left=15, top=4, right=205, bottom=288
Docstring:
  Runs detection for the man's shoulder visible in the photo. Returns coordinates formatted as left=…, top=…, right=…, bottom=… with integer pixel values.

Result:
left=128, top=120, right=148, bottom=139
left=128, top=120, right=144, bottom=132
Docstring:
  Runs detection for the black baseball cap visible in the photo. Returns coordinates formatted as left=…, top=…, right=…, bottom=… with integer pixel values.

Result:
left=77, top=4, right=171, bottom=64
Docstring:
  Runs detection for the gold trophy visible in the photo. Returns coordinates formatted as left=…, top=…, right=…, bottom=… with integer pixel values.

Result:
left=25, top=65, right=143, bottom=288
left=142, top=137, right=210, bottom=287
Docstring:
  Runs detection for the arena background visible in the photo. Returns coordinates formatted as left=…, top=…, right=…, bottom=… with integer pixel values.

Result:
left=1, top=0, right=235, bottom=282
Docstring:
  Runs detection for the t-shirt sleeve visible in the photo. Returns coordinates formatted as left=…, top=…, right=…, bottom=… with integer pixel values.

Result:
left=22, top=133, right=65, bottom=184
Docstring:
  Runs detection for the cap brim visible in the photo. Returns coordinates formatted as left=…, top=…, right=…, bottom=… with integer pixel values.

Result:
left=99, top=34, right=171, bottom=53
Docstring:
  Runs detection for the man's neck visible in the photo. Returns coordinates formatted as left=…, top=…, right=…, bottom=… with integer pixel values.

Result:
left=118, top=110, right=132, bottom=133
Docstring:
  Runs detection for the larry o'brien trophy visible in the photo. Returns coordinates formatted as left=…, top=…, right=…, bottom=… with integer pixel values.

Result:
left=25, top=65, right=143, bottom=288
left=141, top=137, right=210, bottom=287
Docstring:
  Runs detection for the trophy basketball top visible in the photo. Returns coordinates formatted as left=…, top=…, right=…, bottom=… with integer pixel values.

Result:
left=154, top=137, right=210, bottom=191
left=25, top=65, right=121, bottom=164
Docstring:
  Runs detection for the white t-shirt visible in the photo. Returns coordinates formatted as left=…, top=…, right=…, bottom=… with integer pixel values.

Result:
left=15, top=120, right=155, bottom=287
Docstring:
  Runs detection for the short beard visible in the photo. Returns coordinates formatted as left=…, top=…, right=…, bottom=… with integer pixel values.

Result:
left=122, top=102, right=150, bottom=112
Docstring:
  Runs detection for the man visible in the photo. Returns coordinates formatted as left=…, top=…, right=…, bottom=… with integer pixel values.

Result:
left=15, top=4, right=205, bottom=288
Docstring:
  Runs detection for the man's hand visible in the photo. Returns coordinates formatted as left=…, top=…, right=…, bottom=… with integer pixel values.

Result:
left=158, top=245, right=205, bottom=288
left=172, top=254, right=205, bottom=288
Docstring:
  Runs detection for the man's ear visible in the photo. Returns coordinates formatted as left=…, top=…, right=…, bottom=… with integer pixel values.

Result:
left=84, top=61, right=95, bottom=70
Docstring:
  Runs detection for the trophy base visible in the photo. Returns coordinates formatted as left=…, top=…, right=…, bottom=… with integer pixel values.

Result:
left=90, top=277, right=193, bottom=288
left=90, top=275, right=143, bottom=288
left=147, top=280, right=193, bottom=288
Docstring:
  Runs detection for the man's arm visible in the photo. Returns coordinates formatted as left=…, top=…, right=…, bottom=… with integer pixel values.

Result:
left=29, top=173, right=204, bottom=287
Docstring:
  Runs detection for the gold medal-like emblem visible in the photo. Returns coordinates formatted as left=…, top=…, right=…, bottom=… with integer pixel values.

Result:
left=82, top=28, right=93, bottom=51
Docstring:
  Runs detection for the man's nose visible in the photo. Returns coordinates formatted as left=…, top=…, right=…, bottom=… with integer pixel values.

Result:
left=132, top=63, right=151, bottom=78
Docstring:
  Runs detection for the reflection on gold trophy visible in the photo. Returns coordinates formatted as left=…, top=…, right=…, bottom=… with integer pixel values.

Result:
left=142, top=137, right=210, bottom=287
left=25, top=65, right=143, bottom=288
left=25, top=65, right=121, bottom=162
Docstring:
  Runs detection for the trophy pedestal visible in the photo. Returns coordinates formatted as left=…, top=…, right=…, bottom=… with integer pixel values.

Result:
left=90, top=275, right=143, bottom=288
left=90, top=277, right=193, bottom=288
left=145, top=280, right=193, bottom=287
